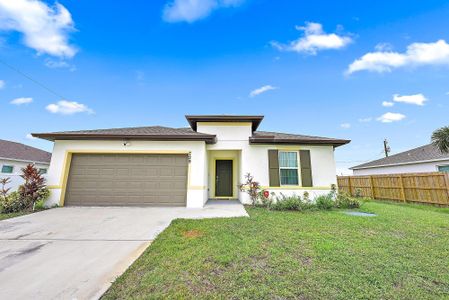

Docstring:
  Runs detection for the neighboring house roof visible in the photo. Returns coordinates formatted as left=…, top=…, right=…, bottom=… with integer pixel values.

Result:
left=186, top=115, right=264, bottom=131
left=0, top=139, right=51, bottom=164
left=32, top=115, right=350, bottom=147
left=32, top=126, right=217, bottom=144
left=250, top=131, right=350, bottom=147
left=351, top=143, right=449, bottom=170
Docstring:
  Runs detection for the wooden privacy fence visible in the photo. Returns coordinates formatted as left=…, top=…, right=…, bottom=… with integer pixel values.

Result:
left=337, top=172, right=449, bottom=206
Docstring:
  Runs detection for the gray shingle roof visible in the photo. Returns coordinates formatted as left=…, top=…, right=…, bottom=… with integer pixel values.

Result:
left=351, top=143, right=449, bottom=169
left=250, top=131, right=350, bottom=147
left=0, top=139, right=51, bottom=163
left=32, top=125, right=350, bottom=147
left=39, top=126, right=208, bottom=136
left=32, top=126, right=217, bottom=143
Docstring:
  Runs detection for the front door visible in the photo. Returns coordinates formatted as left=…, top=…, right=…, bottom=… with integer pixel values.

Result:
left=215, top=160, right=233, bottom=197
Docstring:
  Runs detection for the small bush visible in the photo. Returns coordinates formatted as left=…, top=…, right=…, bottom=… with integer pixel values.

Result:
left=315, top=194, right=335, bottom=210
left=335, top=192, right=361, bottom=209
left=0, top=164, right=51, bottom=213
left=269, top=193, right=318, bottom=211
left=271, top=194, right=303, bottom=211
left=239, top=173, right=262, bottom=206
left=0, top=191, right=26, bottom=213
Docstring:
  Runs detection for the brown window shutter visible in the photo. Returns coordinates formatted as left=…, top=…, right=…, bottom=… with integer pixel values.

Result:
left=268, top=150, right=280, bottom=187
left=300, top=150, right=313, bottom=187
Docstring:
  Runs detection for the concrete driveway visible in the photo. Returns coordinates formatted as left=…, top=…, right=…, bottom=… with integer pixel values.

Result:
left=0, top=201, right=247, bottom=300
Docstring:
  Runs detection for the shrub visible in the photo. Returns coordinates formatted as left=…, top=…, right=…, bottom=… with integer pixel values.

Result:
left=335, top=192, right=361, bottom=209
left=269, top=193, right=318, bottom=211
left=270, top=194, right=303, bottom=211
left=0, top=165, right=51, bottom=213
left=0, top=178, right=24, bottom=213
left=0, top=191, right=25, bottom=213
left=19, top=164, right=48, bottom=211
left=239, top=173, right=262, bottom=206
left=315, top=193, right=335, bottom=210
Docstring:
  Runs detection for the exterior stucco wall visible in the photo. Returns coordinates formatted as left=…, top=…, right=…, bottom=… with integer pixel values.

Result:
left=200, top=123, right=337, bottom=204
left=0, top=158, right=49, bottom=191
left=46, top=140, right=207, bottom=208
left=352, top=159, right=449, bottom=175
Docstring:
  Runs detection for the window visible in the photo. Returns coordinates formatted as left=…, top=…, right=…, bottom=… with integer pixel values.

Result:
left=279, top=151, right=299, bottom=185
left=39, top=168, right=47, bottom=174
left=1, top=165, right=13, bottom=174
left=438, top=165, right=449, bottom=173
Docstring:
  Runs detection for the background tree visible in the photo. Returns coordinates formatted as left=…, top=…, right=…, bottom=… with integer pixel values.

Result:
left=432, top=126, right=449, bottom=154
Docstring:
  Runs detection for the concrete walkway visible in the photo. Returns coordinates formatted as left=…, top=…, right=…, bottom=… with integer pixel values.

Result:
left=0, top=201, right=247, bottom=300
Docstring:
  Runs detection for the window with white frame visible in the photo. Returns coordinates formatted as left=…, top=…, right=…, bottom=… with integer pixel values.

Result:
left=278, top=151, right=299, bottom=185
left=438, top=165, right=449, bottom=173
left=1, top=165, right=14, bottom=174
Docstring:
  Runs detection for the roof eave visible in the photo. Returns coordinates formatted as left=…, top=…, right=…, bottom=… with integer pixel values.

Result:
left=32, top=133, right=217, bottom=144
left=185, top=115, right=264, bottom=131
left=249, top=138, right=350, bottom=147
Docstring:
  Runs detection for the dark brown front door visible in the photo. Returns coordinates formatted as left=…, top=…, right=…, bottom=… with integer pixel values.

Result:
left=215, top=160, right=233, bottom=197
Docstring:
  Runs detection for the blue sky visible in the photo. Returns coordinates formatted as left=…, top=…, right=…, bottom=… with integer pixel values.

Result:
left=1, top=0, right=449, bottom=174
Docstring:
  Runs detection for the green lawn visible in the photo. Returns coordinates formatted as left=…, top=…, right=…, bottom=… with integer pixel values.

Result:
left=0, top=211, right=30, bottom=221
left=103, top=201, right=449, bottom=299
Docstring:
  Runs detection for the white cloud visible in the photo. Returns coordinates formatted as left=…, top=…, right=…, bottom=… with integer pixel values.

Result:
left=358, top=117, right=372, bottom=123
left=26, top=133, right=36, bottom=140
left=249, top=85, right=277, bottom=97
left=347, top=40, right=449, bottom=74
left=340, top=123, right=351, bottom=129
left=0, top=80, right=5, bottom=89
left=0, top=0, right=77, bottom=57
left=377, top=112, right=406, bottom=123
left=374, top=42, right=393, bottom=52
left=382, top=101, right=394, bottom=107
left=393, top=93, right=427, bottom=106
left=163, top=0, right=243, bottom=23
left=44, top=58, right=76, bottom=71
left=46, top=100, right=93, bottom=115
left=10, top=97, right=32, bottom=105
left=272, top=22, right=352, bottom=55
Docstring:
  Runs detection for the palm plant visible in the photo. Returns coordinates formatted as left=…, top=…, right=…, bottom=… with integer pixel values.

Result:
left=432, top=126, right=449, bottom=153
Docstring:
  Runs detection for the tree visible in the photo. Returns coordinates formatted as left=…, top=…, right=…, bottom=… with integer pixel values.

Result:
left=432, top=126, right=449, bottom=154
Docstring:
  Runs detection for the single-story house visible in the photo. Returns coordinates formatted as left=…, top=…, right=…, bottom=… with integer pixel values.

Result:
left=351, top=143, right=449, bottom=175
left=0, top=139, right=51, bottom=190
left=32, top=115, right=350, bottom=208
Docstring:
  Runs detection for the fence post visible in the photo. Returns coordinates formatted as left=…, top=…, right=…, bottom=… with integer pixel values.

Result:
left=347, top=176, right=352, bottom=196
left=399, top=174, right=406, bottom=202
left=369, top=176, right=375, bottom=199
left=444, top=173, right=449, bottom=205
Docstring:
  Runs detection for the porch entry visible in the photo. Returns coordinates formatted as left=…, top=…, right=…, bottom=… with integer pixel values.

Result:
left=215, top=160, right=233, bottom=197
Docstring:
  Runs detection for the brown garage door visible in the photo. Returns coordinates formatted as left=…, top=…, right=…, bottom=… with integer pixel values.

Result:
left=64, top=153, right=188, bottom=206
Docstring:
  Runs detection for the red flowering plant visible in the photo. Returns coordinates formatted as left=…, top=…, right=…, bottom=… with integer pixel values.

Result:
left=239, top=173, right=262, bottom=206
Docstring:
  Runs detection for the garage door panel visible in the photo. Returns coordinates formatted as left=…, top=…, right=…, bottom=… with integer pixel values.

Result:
left=65, top=154, right=188, bottom=206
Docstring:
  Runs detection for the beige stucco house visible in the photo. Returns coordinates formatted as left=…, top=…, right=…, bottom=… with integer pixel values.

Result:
left=33, top=115, right=349, bottom=208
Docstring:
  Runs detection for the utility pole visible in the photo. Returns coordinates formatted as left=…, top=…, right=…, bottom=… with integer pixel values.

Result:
left=383, top=139, right=391, bottom=157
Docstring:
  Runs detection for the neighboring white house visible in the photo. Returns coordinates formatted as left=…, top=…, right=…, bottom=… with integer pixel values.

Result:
left=351, top=143, right=449, bottom=175
left=33, top=115, right=350, bottom=208
left=0, top=139, right=51, bottom=191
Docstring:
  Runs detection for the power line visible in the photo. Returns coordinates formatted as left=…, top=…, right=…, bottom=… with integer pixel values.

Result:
left=0, top=58, right=67, bottom=99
